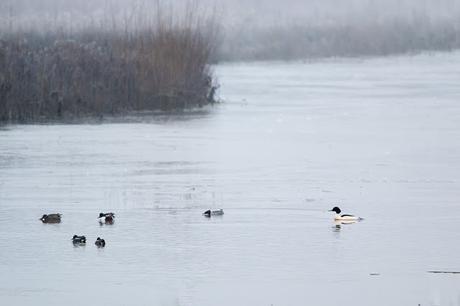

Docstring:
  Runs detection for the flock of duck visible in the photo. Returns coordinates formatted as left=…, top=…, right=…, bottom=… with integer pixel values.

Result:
left=39, top=206, right=362, bottom=245
left=39, top=212, right=115, bottom=247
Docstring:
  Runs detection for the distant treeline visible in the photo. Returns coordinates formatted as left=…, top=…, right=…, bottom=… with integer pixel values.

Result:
left=219, top=17, right=460, bottom=61
left=0, top=11, right=219, bottom=122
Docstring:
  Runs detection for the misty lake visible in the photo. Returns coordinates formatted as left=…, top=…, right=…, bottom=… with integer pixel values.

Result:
left=1, top=52, right=460, bottom=306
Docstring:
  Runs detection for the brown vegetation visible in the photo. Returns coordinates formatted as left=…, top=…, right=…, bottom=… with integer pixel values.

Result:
left=0, top=7, right=220, bottom=122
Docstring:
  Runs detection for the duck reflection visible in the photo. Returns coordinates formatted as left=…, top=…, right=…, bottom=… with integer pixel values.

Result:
left=333, top=219, right=358, bottom=231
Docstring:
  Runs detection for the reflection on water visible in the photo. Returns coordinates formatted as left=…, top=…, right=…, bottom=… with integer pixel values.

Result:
left=332, top=219, right=360, bottom=232
left=1, top=52, right=460, bottom=306
left=333, top=221, right=342, bottom=232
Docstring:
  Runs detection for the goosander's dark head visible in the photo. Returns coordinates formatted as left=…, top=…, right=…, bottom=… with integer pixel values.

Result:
left=99, top=213, right=104, bottom=218
left=40, top=214, right=47, bottom=220
left=329, top=207, right=341, bottom=214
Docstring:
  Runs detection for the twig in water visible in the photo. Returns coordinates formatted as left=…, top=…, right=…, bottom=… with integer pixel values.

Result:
left=427, top=270, right=460, bottom=274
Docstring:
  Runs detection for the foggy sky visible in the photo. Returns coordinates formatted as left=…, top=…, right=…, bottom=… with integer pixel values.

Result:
left=1, top=0, right=459, bottom=31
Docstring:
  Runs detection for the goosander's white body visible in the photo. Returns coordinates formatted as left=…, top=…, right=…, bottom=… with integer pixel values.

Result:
left=334, top=214, right=359, bottom=221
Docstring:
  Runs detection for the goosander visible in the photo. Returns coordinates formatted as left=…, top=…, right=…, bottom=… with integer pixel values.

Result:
left=203, top=209, right=224, bottom=217
left=329, top=207, right=362, bottom=221
left=95, top=237, right=106, bottom=247
left=72, top=235, right=86, bottom=245
left=98, top=212, right=115, bottom=224
left=40, top=213, right=61, bottom=223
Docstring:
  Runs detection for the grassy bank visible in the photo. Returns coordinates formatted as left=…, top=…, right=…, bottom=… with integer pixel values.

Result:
left=0, top=9, right=219, bottom=122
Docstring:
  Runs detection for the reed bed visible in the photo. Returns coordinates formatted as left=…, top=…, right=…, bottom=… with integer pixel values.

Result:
left=0, top=6, right=220, bottom=122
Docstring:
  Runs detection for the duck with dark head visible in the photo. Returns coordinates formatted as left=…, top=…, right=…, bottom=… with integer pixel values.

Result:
left=203, top=209, right=224, bottom=218
left=72, top=235, right=86, bottom=245
left=95, top=237, right=106, bottom=247
left=329, top=206, right=362, bottom=222
left=98, top=212, right=115, bottom=224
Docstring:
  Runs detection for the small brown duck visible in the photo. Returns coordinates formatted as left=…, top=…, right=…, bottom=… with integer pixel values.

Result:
left=39, top=213, right=61, bottom=223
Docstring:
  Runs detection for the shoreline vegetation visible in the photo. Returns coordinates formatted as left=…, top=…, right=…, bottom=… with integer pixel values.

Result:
left=0, top=4, right=220, bottom=123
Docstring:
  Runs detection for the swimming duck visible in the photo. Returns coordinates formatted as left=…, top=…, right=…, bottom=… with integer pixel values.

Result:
left=39, top=213, right=61, bottom=223
left=329, top=207, right=362, bottom=221
left=95, top=237, right=106, bottom=247
left=203, top=209, right=224, bottom=217
left=72, top=235, right=86, bottom=245
left=98, top=212, right=115, bottom=223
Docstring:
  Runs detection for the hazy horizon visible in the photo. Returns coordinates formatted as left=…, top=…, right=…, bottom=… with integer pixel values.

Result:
left=1, top=0, right=459, bottom=30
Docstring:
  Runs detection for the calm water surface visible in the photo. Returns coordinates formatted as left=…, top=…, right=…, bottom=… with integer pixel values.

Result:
left=1, top=52, right=460, bottom=306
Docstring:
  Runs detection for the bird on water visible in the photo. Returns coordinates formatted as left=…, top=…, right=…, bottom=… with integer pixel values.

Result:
left=98, top=212, right=115, bottom=224
left=39, top=213, right=61, bottom=223
left=329, top=207, right=362, bottom=222
left=95, top=237, right=106, bottom=247
left=72, top=235, right=86, bottom=245
left=203, top=209, right=224, bottom=217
